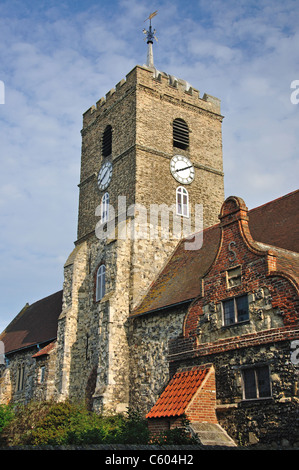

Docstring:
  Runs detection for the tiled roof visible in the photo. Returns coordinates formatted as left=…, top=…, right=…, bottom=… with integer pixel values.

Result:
left=132, top=190, right=299, bottom=316
left=249, top=189, right=299, bottom=253
left=146, top=365, right=211, bottom=418
left=0, top=291, right=63, bottom=354
left=32, top=341, right=56, bottom=358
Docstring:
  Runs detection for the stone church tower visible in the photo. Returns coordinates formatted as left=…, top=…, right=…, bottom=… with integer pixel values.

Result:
left=54, top=24, right=224, bottom=413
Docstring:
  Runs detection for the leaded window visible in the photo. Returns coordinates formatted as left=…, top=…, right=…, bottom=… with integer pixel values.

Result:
left=222, top=294, right=249, bottom=326
left=242, top=366, right=271, bottom=400
left=176, top=186, right=189, bottom=217
left=96, top=264, right=106, bottom=301
left=101, top=192, right=109, bottom=223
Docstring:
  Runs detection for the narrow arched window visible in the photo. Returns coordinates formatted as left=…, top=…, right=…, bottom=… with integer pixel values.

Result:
left=176, top=186, right=189, bottom=217
left=173, top=118, right=189, bottom=150
left=16, top=363, right=25, bottom=391
left=101, top=192, right=109, bottom=223
left=102, top=125, right=112, bottom=157
left=96, top=264, right=106, bottom=301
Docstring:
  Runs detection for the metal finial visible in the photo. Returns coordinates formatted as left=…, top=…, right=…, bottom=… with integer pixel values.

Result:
left=143, top=11, right=158, bottom=43
left=143, top=11, right=158, bottom=68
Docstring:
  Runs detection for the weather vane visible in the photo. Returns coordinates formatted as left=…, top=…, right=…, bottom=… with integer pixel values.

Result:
left=143, top=11, right=158, bottom=68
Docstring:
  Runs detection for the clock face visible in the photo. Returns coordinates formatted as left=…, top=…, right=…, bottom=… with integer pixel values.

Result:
left=98, top=161, right=112, bottom=191
left=170, top=155, right=195, bottom=184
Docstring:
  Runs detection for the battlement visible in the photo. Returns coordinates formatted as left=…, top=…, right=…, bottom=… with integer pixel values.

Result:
left=82, top=65, right=221, bottom=128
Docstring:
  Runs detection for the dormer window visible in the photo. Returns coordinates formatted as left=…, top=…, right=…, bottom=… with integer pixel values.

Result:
left=102, top=125, right=112, bottom=157
left=173, top=118, right=189, bottom=150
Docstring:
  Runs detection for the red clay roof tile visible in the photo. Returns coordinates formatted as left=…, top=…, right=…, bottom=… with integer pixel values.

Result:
left=32, top=341, right=56, bottom=358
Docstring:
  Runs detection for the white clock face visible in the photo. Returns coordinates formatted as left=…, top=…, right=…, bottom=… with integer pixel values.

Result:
left=98, top=161, right=112, bottom=191
left=170, top=155, right=195, bottom=184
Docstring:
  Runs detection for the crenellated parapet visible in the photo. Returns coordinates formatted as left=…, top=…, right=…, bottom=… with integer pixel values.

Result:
left=82, top=65, right=221, bottom=129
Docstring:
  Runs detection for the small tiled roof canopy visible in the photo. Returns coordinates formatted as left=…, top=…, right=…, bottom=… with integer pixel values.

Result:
left=0, top=290, right=63, bottom=354
left=146, top=365, right=211, bottom=418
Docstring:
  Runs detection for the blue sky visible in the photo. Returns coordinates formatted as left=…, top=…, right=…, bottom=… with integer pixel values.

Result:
left=0, top=0, right=298, bottom=331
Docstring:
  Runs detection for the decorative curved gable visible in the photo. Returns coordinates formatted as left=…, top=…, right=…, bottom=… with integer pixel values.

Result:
left=183, top=196, right=299, bottom=344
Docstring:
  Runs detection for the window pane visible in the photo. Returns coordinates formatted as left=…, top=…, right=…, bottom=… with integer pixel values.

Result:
left=101, top=192, right=109, bottom=223
left=223, top=299, right=235, bottom=325
left=101, top=269, right=106, bottom=298
left=257, top=366, right=271, bottom=397
left=177, top=190, right=182, bottom=215
left=176, top=187, right=189, bottom=217
left=96, top=265, right=106, bottom=301
left=243, top=368, right=257, bottom=399
left=183, top=199, right=188, bottom=216
left=236, top=295, right=249, bottom=322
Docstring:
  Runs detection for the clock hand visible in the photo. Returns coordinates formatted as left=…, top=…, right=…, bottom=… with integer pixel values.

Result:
left=100, top=169, right=109, bottom=182
left=175, top=165, right=193, bottom=173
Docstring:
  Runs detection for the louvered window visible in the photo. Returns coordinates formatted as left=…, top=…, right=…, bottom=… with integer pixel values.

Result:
left=173, top=118, right=189, bottom=150
left=102, top=125, right=112, bottom=157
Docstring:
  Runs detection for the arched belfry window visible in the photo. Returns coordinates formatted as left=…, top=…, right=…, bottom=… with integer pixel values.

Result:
left=176, top=186, right=189, bottom=217
left=102, top=125, right=112, bottom=157
left=96, top=264, right=106, bottom=301
left=173, top=118, right=189, bottom=150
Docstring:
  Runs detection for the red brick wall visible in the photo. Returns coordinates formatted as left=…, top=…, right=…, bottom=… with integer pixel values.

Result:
left=147, top=368, right=218, bottom=433
left=147, top=416, right=183, bottom=435
left=183, top=196, right=299, bottom=341
left=185, top=367, right=218, bottom=423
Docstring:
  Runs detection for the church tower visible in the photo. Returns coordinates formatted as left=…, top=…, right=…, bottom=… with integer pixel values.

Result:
left=55, top=17, right=224, bottom=413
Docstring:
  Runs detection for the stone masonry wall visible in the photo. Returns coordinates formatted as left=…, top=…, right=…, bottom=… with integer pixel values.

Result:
left=129, top=305, right=186, bottom=415
left=56, top=64, right=225, bottom=413
left=171, top=340, right=299, bottom=447
left=0, top=345, right=57, bottom=405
